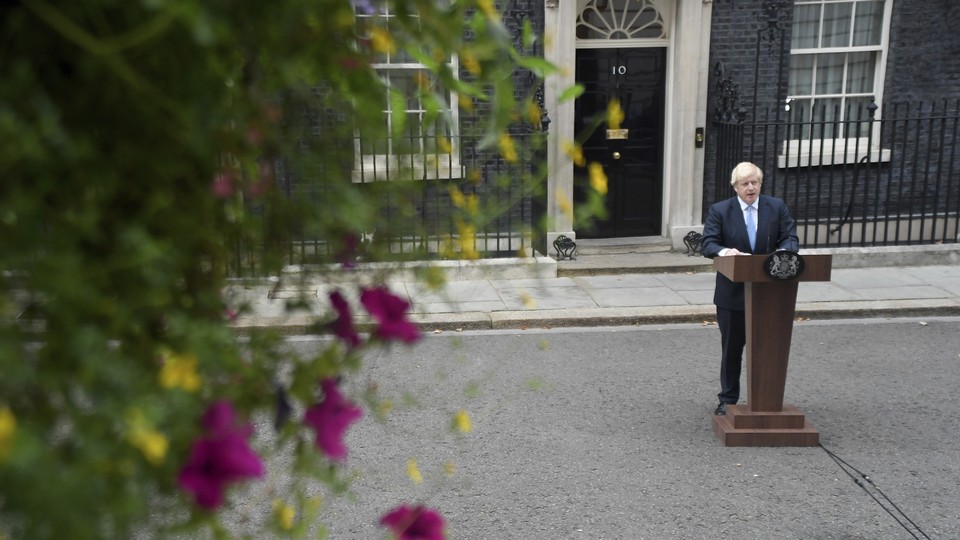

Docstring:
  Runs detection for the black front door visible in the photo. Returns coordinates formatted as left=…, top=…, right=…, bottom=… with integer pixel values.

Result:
left=574, top=47, right=666, bottom=238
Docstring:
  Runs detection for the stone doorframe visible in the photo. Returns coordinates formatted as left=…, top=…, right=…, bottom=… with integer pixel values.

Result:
left=543, top=0, right=713, bottom=251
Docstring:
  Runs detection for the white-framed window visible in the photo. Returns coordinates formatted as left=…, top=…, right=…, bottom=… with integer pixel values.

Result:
left=353, top=5, right=462, bottom=182
left=782, top=0, right=892, bottom=167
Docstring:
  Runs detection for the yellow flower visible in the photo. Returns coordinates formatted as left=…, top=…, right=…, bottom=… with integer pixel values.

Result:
left=129, top=430, right=169, bottom=466
left=0, top=406, right=16, bottom=461
left=407, top=458, right=423, bottom=484
left=451, top=187, right=478, bottom=216
left=525, top=99, right=541, bottom=127
left=461, top=49, right=482, bottom=77
left=437, top=137, right=453, bottom=155
left=159, top=352, right=201, bottom=392
left=453, top=410, right=473, bottom=433
left=606, top=98, right=625, bottom=130
left=369, top=27, right=396, bottom=55
left=444, top=461, right=456, bottom=477
left=465, top=194, right=479, bottom=216
left=498, top=133, right=518, bottom=163
left=273, top=499, right=296, bottom=531
left=125, top=408, right=168, bottom=466
left=459, top=94, right=475, bottom=112
left=457, top=221, right=480, bottom=260
left=449, top=185, right=465, bottom=208
left=562, top=140, right=586, bottom=167
left=589, top=162, right=608, bottom=195
left=467, top=168, right=481, bottom=186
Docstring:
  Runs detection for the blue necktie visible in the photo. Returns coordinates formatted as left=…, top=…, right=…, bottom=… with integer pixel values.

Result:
left=746, top=205, right=756, bottom=251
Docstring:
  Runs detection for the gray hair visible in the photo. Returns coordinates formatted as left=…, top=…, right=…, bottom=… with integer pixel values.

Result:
left=730, top=161, right=764, bottom=186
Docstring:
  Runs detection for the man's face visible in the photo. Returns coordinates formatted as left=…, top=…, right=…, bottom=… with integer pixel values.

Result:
left=734, top=174, right=761, bottom=205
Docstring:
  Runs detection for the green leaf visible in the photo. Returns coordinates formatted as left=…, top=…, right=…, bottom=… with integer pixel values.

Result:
left=389, top=88, right=407, bottom=138
left=559, top=83, right=586, bottom=103
left=511, top=52, right=559, bottom=77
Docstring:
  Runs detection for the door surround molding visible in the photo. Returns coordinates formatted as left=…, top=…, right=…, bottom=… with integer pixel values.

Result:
left=544, top=0, right=712, bottom=251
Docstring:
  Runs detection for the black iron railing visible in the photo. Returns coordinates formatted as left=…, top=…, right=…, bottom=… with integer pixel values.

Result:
left=224, top=125, right=548, bottom=277
left=711, top=99, right=960, bottom=248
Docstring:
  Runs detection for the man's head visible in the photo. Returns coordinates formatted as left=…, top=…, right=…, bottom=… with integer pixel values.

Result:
left=730, top=161, right=763, bottom=205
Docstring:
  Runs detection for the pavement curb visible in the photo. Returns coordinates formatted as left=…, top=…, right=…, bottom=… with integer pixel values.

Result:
left=228, top=298, right=960, bottom=335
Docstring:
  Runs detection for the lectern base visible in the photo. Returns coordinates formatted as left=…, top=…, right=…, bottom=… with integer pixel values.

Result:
left=712, top=405, right=819, bottom=447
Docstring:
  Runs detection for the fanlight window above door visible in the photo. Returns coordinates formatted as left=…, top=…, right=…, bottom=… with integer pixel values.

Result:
left=576, top=0, right=669, bottom=41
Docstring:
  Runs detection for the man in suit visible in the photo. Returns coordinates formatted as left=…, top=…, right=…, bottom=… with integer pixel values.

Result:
left=700, top=162, right=799, bottom=416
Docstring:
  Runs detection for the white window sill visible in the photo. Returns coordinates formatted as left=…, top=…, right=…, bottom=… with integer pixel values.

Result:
left=777, top=147, right=891, bottom=169
left=352, top=165, right=464, bottom=182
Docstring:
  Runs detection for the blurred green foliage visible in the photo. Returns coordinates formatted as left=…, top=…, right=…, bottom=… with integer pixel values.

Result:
left=0, top=0, right=584, bottom=538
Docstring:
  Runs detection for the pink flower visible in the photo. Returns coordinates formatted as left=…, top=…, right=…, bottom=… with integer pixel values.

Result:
left=304, top=378, right=363, bottom=460
left=337, top=233, right=360, bottom=269
left=359, top=286, right=420, bottom=343
left=177, top=401, right=265, bottom=510
left=380, top=505, right=446, bottom=540
left=329, top=291, right=361, bottom=349
left=211, top=169, right=238, bottom=199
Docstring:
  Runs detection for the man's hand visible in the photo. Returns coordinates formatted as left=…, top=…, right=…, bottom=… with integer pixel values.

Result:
left=720, top=248, right=747, bottom=256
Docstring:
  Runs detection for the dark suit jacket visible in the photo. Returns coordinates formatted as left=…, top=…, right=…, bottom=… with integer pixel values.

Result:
left=700, top=194, right=799, bottom=311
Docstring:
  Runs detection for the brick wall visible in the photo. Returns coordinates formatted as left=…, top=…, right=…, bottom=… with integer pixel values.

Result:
left=883, top=0, right=960, bottom=104
left=701, top=0, right=960, bottom=246
left=704, top=0, right=793, bottom=206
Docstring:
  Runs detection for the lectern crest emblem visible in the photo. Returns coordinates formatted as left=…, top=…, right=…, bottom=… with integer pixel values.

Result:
left=764, top=251, right=805, bottom=280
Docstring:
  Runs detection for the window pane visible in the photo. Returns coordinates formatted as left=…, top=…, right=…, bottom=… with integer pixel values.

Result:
left=847, top=96, right=875, bottom=120
left=360, top=130, right=389, bottom=155
left=422, top=119, right=439, bottom=153
left=791, top=4, right=821, bottom=49
left=822, top=2, right=853, bottom=47
left=845, top=51, right=876, bottom=93
left=852, top=0, right=884, bottom=46
left=788, top=0, right=888, bottom=145
left=393, top=112, right=420, bottom=154
left=787, top=98, right=814, bottom=140
left=383, top=70, right=416, bottom=108
left=789, top=55, right=815, bottom=95
left=815, top=53, right=845, bottom=95
left=813, top=97, right=843, bottom=121
left=842, top=96, right=875, bottom=137
left=813, top=97, right=843, bottom=139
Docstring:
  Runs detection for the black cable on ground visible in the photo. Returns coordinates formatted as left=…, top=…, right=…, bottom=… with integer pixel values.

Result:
left=819, top=443, right=933, bottom=540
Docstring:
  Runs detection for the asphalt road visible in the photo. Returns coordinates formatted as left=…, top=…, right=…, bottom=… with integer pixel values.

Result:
left=250, top=317, right=960, bottom=539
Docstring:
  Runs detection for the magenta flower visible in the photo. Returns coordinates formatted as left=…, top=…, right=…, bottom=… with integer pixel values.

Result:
left=304, top=378, right=363, bottom=460
left=177, top=401, right=265, bottom=510
left=336, top=232, right=360, bottom=269
left=211, top=169, right=237, bottom=199
left=380, top=504, right=446, bottom=540
left=329, top=290, right=361, bottom=349
left=359, top=286, right=420, bottom=343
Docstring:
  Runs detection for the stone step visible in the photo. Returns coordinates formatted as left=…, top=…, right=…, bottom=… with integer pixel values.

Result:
left=550, top=236, right=709, bottom=277
left=570, top=236, right=674, bottom=256
left=556, top=252, right=712, bottom=277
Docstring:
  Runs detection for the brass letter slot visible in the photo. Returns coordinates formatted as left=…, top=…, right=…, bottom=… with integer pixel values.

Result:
left=606, top=128, right=628, bottom=140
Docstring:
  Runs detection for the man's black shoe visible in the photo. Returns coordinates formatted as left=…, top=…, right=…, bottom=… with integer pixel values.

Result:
left=714, top=403, right=727, bottom=416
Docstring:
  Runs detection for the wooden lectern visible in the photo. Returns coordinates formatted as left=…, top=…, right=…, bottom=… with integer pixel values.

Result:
left=711, top=254, right=832, bottom=447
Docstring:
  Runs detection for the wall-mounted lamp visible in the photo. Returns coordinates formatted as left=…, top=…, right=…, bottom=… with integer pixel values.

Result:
left=545, top=0, right=558, bottom=7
